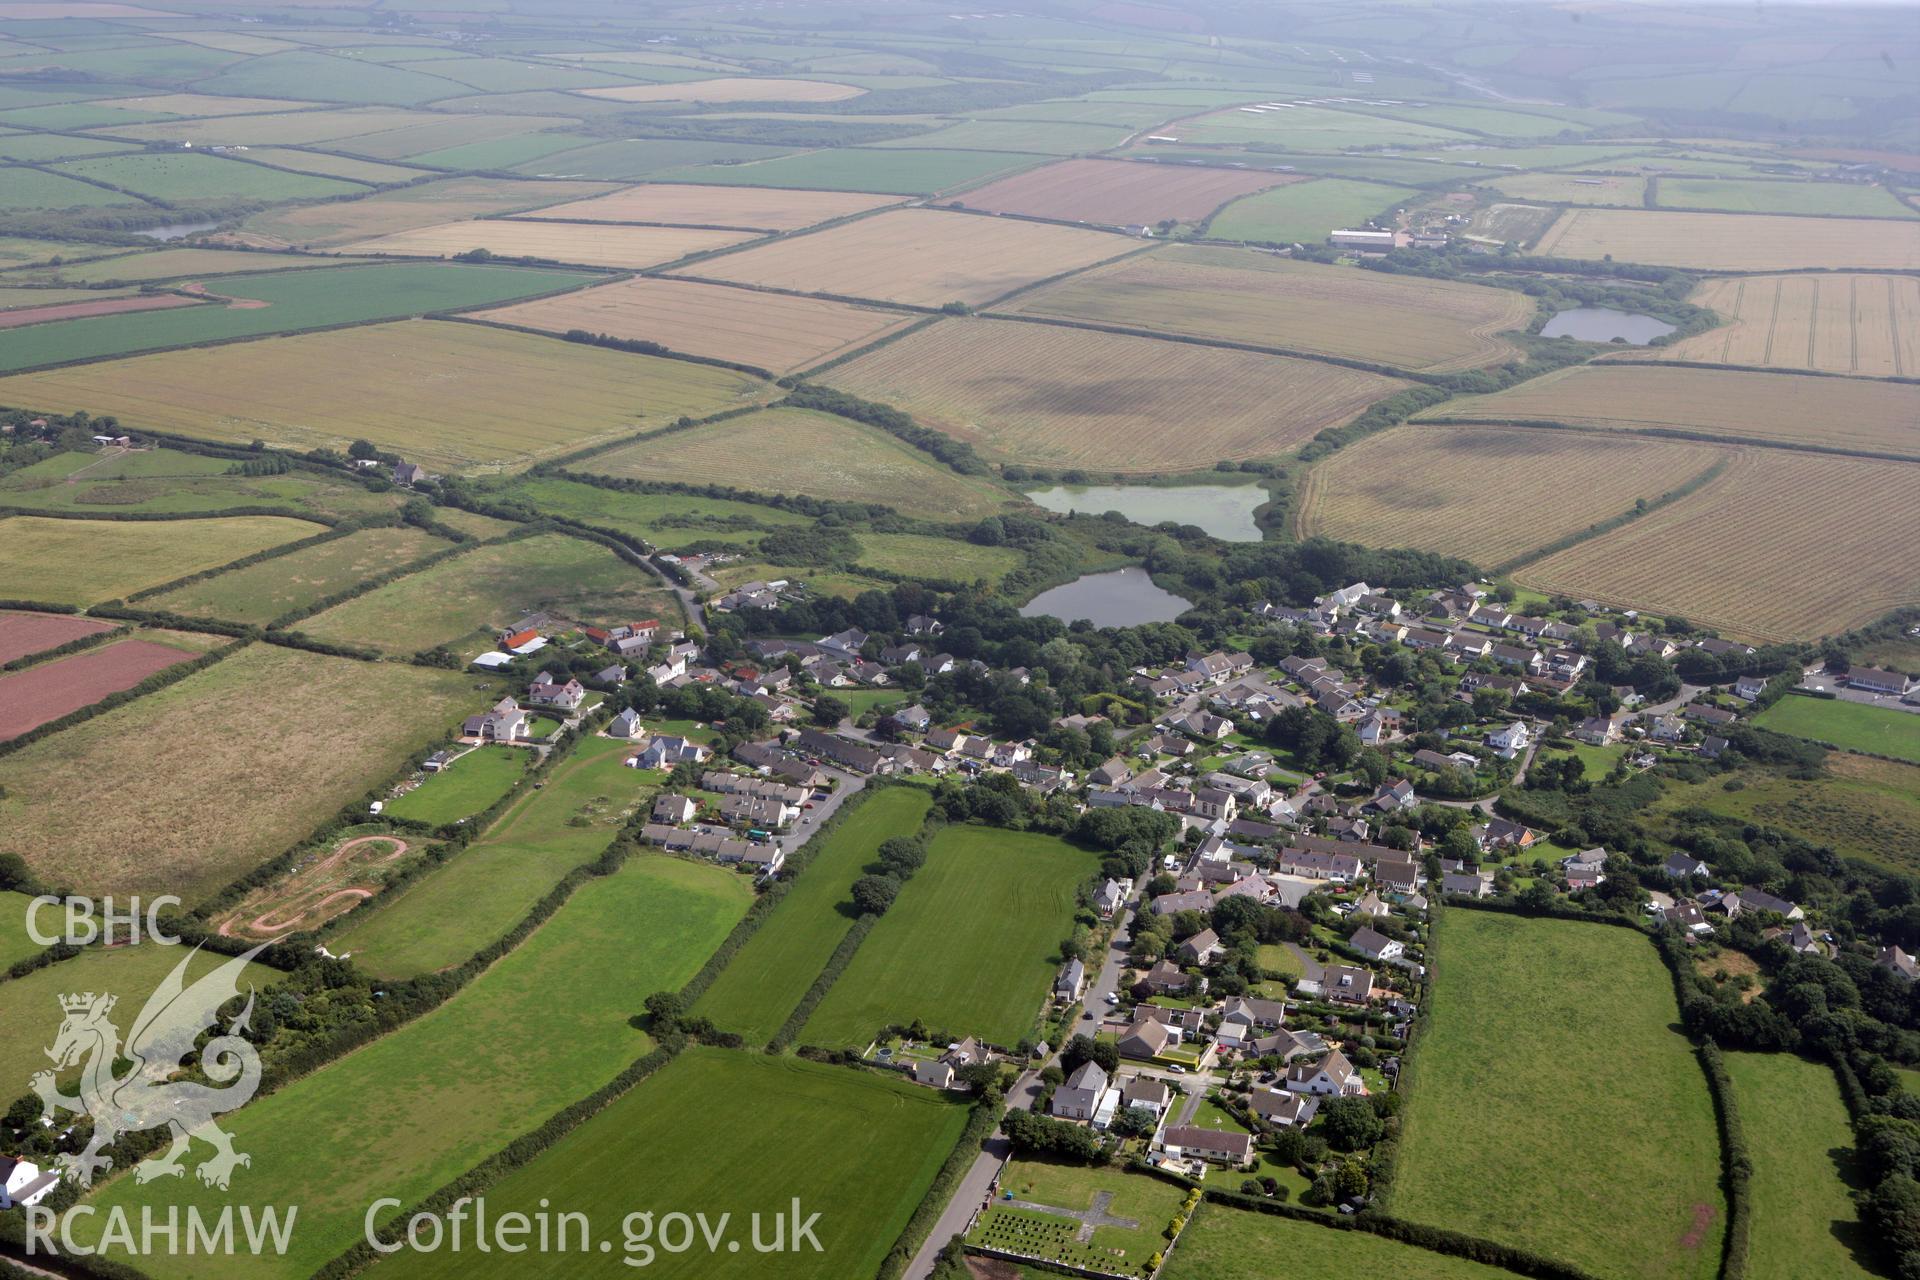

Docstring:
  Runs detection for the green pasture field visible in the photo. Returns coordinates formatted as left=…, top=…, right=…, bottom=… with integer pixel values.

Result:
left=190, top=50, right=474, bottom=105
left=369, top=1046, right=972, bottom=1280
left=0, top=513, right=322, bottom=606
left=667, top=147, right=1041, bottom=194
left=577, top=408, right=1018, bottom=522
left=0, top=943, right=279, bottom=1102
left=0, top=132, right=132, bottom=162
left=1726, top=1052, right=1875, bottom=1280
left=1164, top=1203, right=1533, bottom=1280
left=0, top=103, right=170, bottom=131
left=1655, top=177, right=1918, bottom=219
left=874, top=118, right=1132, bottom=154
left=1179, top=106, right=1471, bottom=152
left=0, top=448, right=403, bottom=521
left=1654, top=755, right=1920, bottom=874
left=0, top=261, right=601, bottom=375
left=693, top=786, right=932, bottom=1043
left=0, top=890, right=47, bottom=971
left=76, top=856, right=751, bottom=1280
left=297, top=533, right=675, bottom=657
left=0, top=644, right=474, bottom=902
left=802, top=824, right=1094, bottom=1048
left=388, top=55, right=629, bottom=94
left=144, top=526, right=451, bottom=625
left=1755, top=695, right=1920, bottom=765
left=330, top=736, right=660, bottom=978
left=855, top=532, right=1023, bottom=583
left=17, top=42, right=242, bottom=83
left=835, top=687, right=910, bottom=718
left=4, top=248, right=369, bottom=285
left=511, top=136, right=794, bottom=180
left=1388, top=911, right=1722, bottom=1280
left=970, top=1162, right=1185, bottom=1274
left=1206, top=178, right=1417, bottom=242
left=0, top=237, right=132, bottom=269
left=1127, top=149, right=1489, bottom=185
left=381, top=745, right=530, bottom=827
left=492, top=474, right=811, bottom=546
left=0, top=166, right=142, bottom=211
left=51, top=151, right=365, bottom=204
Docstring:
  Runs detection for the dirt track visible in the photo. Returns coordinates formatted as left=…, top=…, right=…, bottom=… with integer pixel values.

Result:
left=215, top=835, right=409, bottom=940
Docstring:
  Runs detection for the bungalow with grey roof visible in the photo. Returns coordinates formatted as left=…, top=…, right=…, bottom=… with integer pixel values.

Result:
left=1159, top=1126, right=1251, bottom=1167
left=1349, top=925, right=1403, bottom=962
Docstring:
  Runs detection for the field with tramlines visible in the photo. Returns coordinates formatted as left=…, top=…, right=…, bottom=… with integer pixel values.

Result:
left=337, top=218, right=754, bottom=268
left=475, top=276, right=917, bottom=375
left=1296, top=425, right=1727, bottom=567
left=1644, top=273, right=1919, bottom=378
left=521, top=183, right=900, bottom=231
left=1003, top=244, right=1530, bottom=372
left=1424, top=364, right=1920, bottom=459
left=1514, top=449, right=1920, bottom=642
left=1531, top=207, right=1920, bottom=271
left=673, top=207, right=1136, bottom=307
left=821, top=316, right=1408, bottom=472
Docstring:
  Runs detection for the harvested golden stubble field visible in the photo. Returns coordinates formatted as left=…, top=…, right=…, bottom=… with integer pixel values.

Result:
left=1515, top=449, right=1920, bottom=643
left=337, top=218, right=754, bottom=268
left=821, top=317, right=1410, bottom=472
left=581, top=77, right=865, bottom=103
left=1531, top=207, right=1920, bottom=271
left=520, top=184, right=901, bottom=231
left=473, top=277, right=917, bottom=375
left=1424, top=364, right=1920, bottom=460
left=673, top=208, right=1138, bottom=308
left=1001, top=244, right=1530, bottom=373
left=577, top=407, right=1018, bottom=520
left=1642, top=273, right=1920, bottom=378
left=1295, top=425, right=1728, bottom=567
left=0, top=320, right=772, bottom=474
left=948, top=158, right=1298, bottom=226
left=0, top=643, right=475, bottom=903
left=233, top=176, right=616, bottom=248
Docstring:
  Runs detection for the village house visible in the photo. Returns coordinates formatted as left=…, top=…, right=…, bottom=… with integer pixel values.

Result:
left=1285, top=1048, right=1364, bottom=1096
left=1159, top=1126, right=1252, bottom=1168
left=913, top=1059, right=955, bottom=1090
left=1121, top=1076, right=1171, bottom=1118
left=463, top=697, right=530, bottom=743
left=1215, top=997, right=1286, bottom=1047
left=1117, top=1018, right=1173, bottom=1060
left=1178, top=928, right=1223, bottom=965
left=651, top=794, right=697, bottom=825
left=1486, top=721, right=1531, bottom=759
left=1248, top=1089, right=1319, bottom=1129
left=1663, top=854, right=1711, bottom=880
left=1878, top=946, right=1919, bottom=981
left=1722, top=888, right=1804, bottom=921
left=1051, top=1060, right=1109, bottom=1121
left=526, top=671, right=586, bottom=712
left=633, top=735, right=710, bottom=769
left=1441, top=870, right=1491, bottom=899
left=1054, top=958, right=1086, bottom=1003
left=1142, top=959, right=1205, bottom=997
left=1320, top=964, right=1375, bottom=1004
left=1348, top=925, right=1403, bottom=962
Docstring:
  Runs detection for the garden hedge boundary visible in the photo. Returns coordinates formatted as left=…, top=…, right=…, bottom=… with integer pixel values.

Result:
left=876, top=1095, right=1005, bottom=1280
left=1695, top=1040, right=1752, bottom=1280
left=121, top=521, right=364, bottom=606
left=774, top=913, right=877, bottom=1053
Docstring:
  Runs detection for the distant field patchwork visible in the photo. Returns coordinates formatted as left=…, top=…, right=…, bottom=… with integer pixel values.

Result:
left=474, top=276, right=917, bottom=375
left=1297, top=425, right=1727, bottom=568
left=338, top=218, right=755, bottom=269
left=522, top=183, right=900, bottom=230
left=145, top=526, right=452, bottom=625
left=1515, top=449, right=1920, bottom=642
left=948, top=157, right=1296, bottom=226
left=1003, top=244, right=1530, bottom=372
left=0, top=631, right=219, bottom=740
left=822, top=316, right=1409, bottom=472
left=678, top=207, right=1135, bottom=307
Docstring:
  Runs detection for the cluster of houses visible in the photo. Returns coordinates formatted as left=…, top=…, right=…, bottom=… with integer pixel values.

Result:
left=638, top=770, right=810, bottom=877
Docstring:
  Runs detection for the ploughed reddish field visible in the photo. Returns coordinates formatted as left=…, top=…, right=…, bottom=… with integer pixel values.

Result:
left=0, top=639, right=200, bottom=740
left=0, top=294, right=206, bottom=329
left=0, top=612, right=117, bottom=666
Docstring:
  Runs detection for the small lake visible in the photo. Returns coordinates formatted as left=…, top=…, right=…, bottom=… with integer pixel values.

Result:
left=1026, top=483, right=1266, bottom=542
left=132, top=220, right=222, bottom=241
left=1019, top=568, right=1194, bottom=628
left=1541, top=306, right=1677, bottom=344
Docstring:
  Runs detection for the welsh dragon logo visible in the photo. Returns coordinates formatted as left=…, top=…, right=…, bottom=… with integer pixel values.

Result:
left=33, top=945, right=269, bottom=1191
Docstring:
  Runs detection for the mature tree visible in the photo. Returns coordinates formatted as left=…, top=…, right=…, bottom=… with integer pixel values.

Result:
left=851, top=874, right=901, bottom=916
left=1061, top=1034, right=1119, bottom=1076
left=1318, top=1096, right=1384, bottom=1151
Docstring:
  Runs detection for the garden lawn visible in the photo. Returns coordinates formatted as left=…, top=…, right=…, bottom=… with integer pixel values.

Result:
left=0, top=514, right=322, bottom=606
left=297, top=533, right=675, bottom=656
left=382, top=746, right=530, bottom=827
left=1755, top=695, right=1920, bottom=765
left=1163, top=1203, right=1534, bottom=1280
left=693, top=786, right=931, bottom=1043
left=76, top=856, right=751, bottom=1280
left=367, top=1047, right=972, bottom=1280
left=970, top=1163, right=1186, bottom=1276
left=330, top=737, right=657, bottom=978
left=802, top=825, right=1094, bottom=1047
left=1726, top=1052, right=1875, bottom=1280
left=1388, top=911, right=1723, bottom=1280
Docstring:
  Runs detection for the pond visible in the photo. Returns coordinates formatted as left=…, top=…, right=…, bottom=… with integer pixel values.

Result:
left=132, top=220, right=222, bottom=241
left=1019, top=568, right=1194, bottom=628
left=1025, top=482, right=1267, bottom=541
left=1540, top=306, right=1677, bottom=344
